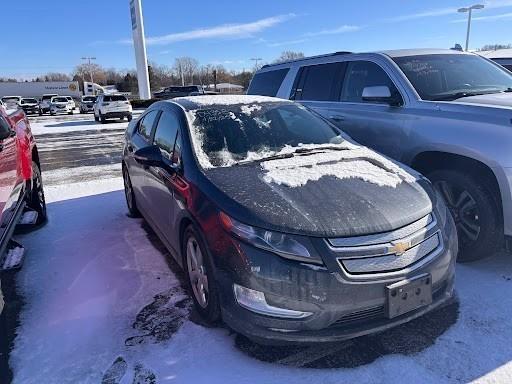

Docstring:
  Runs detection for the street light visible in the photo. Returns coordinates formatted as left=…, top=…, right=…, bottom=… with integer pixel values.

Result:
left=81, top=57, right=97, bottom=84
left=250, top=58, right=263, bottom=70
left=458, top=4, right=485, bottom=51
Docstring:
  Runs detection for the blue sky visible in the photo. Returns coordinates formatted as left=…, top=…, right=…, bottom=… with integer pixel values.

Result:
left=2, top=0, right=512, bottom=79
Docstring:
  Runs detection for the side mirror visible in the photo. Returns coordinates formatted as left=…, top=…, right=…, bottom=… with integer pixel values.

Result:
left=0, top=117, right=12, bottom=140
left=362, top=86, right=401, bottom=106
left=134, top=145, right=164, bottom=167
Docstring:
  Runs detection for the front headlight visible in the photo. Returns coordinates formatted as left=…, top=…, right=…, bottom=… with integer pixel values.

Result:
left=219, top=212, right=323, bottom=265
left=434, top=188, right=448, bottom=227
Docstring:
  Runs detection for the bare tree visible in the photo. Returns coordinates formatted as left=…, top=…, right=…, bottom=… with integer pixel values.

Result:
left=273, top=51, right=305, bottom=64
left=478, top=43, right=512, bottom=51
left=42, top=72, right=72, bottom=81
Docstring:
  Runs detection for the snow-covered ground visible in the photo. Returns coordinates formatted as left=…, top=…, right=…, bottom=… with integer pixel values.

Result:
left=6, top=115, right=512, bottom=383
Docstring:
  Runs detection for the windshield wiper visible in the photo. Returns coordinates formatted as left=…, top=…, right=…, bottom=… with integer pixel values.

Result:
left=433, top=92, right=485, bottom=101
left=235, top=152, right=294, bottom=165
left=293, top=146, right=349, bottom=154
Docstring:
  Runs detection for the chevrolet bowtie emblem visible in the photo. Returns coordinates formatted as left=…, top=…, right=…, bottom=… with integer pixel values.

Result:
left=389, top=240, right=412, bottom=256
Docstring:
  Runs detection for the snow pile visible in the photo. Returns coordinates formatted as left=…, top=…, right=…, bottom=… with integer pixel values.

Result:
left=261, top=145, right=417, bottom=188
left=178, top=94, right=283, bottom=107
left=241, top=104, right=263, bottom=115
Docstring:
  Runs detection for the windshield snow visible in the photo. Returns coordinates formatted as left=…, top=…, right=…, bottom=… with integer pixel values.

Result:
left=186, top=102, right=345, bottom=168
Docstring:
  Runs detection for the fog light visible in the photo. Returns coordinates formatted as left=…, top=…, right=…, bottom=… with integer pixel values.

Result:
left=233, top=284, right=312, bottom=319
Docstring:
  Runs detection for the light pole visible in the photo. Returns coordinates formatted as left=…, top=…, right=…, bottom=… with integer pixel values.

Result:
left=458, top=4, right=485, bottom=51
left=129, top=0, right=151, bottom=100
left=250, top=58, right=263, bottom=71
left=81, top=57, right=96, bottom=84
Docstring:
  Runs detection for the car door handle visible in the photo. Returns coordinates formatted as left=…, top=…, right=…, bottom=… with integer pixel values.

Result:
left=329, top=114, right=345, bottom=121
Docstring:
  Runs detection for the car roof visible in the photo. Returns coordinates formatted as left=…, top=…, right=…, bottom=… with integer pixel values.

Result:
left=257, top=48, right=471, bottom=71
left=379, top=48, right=470, bottom=58
left=169, top=95, right=291, bottom=111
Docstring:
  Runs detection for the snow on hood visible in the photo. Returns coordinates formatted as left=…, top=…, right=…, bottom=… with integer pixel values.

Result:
left=261, top=145, right=417, bottom=188
left=178, top=94, right=284, bottom=107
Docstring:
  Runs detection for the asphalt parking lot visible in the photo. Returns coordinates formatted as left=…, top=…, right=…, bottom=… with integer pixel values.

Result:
left=1, top=113, right=511, bottom=384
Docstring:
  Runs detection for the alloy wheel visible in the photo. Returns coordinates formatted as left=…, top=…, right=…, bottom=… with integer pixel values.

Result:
left=186, top=236, right=209, bottom=308
left=435, top=180, right=481, bottom=243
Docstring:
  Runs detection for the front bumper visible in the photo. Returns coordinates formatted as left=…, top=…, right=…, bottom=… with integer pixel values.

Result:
left=212, top=213, right=458, bottom=345
left=22, top=107, right=39, bottom=114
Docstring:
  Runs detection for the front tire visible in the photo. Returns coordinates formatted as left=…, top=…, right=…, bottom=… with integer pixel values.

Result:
left=27, top=161, right=47, bottom=225
left=127, top=114, right=133, bottom=122
left=100, top=112, right=106, bottom=124
left=183, top=225, right=221, bottom=323
left=428, top=169, right=502, bottom=262
left=122, top=165, right=140, bottom=217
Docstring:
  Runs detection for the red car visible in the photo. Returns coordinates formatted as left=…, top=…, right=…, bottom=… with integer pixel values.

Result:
left=0, top=107, right=46, bottom=313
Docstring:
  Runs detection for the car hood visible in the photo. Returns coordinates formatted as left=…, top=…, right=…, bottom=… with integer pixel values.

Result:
left=202, top=150, right=433, bottom=238
left=454, top=92, right=512, bottom=108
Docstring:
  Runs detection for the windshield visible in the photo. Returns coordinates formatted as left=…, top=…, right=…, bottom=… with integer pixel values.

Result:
left=83, top=96, right=96, bottom=102
left=42, top=95, right=57, bottom=100
left=22, top=98, right=38, bottom=104
left=393, top=54, right=512, bottom=101
left=2, top=97, right=19, bottom=103
left=52, top=97, right=68, bottom=103
left=188, top=102, right=343, bottom=168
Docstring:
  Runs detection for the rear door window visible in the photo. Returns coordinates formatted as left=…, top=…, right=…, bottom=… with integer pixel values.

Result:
left=293, top=62, right=345, bottom=101
left=153, top=111, right=180, bottom=161
left=247, top=68, right=289, bottom=96
left=137, top=110, right=160, bottom=141
left=340, top=61, right=399, bottom=103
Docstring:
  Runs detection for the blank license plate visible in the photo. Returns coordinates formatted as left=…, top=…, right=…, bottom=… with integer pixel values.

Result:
left=386, top=274, right=432, bottom=319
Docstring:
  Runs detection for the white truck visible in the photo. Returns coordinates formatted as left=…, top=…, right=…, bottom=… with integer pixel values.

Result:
left=0, top=81, right=80, bottom=99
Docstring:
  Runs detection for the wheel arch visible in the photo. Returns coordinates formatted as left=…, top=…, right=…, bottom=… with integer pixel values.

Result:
left=411, top=151, right=503, bottom=218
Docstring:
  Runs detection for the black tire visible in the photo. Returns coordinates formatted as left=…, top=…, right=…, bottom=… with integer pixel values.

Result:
left=38, top=109, right=42, bottom=116
left=122, top=166, right=140, bottom=217
left=50, top=111, right=55, bottom=116
left=68, top=111, right=73, bottom=115
left=428, top=169, right=502, bottom=262
left=182, top=225, right=221, bottom=323
left=100, top=112, right=107, bottom=124
left=27, top=161, right=47, bottom=225
left=127, top=114, right=133, bottom=122
left=94, top=113, right=99, bottom=122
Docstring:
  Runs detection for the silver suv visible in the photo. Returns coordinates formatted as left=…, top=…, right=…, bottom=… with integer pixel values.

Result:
left=248, top=48, right=512, bottom=261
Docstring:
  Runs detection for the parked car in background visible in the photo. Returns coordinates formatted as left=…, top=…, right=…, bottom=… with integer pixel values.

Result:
left=64, top=96, right=76, bottom=110
left=38, top=93, right=58, bottom=115
left=478, top=49, right=512, bottom=72
left=248, top=48, right=512, bottom=261
left=122, top=95, right=456, bottom=345
left=49, top=96, right=73, bottom=115
left=153, top=85, right=204, bottom=99
left=79, top=95, right=97, bottom=114
left=94, top=94, right=132, bottom=123
left=1, top=96, right=22, bottom=109
left=0, top=106, right=47, bottom=312
left=20, top=98, right=40, bottom=115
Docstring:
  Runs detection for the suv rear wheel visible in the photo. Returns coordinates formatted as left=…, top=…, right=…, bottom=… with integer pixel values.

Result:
left=122, top=166, right=140, bottom=217
left=428, top=169, right=502, bottom=262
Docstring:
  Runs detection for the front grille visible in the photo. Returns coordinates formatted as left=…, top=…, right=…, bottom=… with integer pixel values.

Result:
left=327, top=214, right=442, bottom=275
left=329, top=281, right=448, bottom=329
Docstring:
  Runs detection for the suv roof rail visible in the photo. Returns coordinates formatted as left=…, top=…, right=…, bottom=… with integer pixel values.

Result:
left=260, top=51, right=353, bottom=69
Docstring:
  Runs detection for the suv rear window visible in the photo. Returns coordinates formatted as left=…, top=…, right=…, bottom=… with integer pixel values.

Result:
left=294, top=62, right=344, bottom=101
left=247, top=68, right=289, bottom=97
left=104, top=95, right=128, bottom=102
